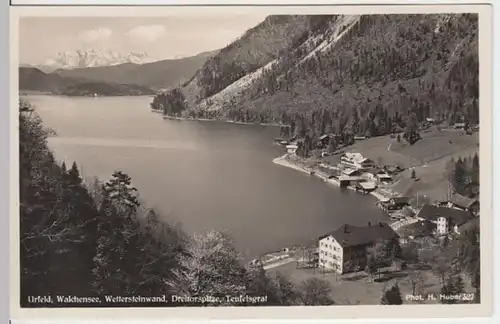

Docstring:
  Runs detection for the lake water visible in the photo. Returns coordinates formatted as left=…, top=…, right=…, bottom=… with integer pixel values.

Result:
left=27, top=95, right=389, bottom=260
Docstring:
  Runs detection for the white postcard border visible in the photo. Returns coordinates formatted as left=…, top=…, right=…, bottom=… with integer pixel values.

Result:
left=8, top=2, right=495, bottom=321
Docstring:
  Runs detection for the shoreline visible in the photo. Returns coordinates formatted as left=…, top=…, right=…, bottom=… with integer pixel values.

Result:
left=157, top=112, right=287, bottom=127
left=273, top=153, right=390, bottom=201
left=272, top=153, right=400, bottom=223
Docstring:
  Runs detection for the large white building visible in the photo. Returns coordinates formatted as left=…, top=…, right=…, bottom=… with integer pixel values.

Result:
left=340, top=152, right=376, bottom=171
left=318, top=222, right=399, bottom=274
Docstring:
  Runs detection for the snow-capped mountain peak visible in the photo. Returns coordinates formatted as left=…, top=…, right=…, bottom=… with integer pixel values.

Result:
left=40, top=49, right=157, bottom=71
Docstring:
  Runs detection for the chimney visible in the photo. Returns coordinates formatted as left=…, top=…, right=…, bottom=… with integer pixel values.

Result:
left=379, top=222, right=383, bottom=227
left=344, top=225, right=348, bottom=233
left=368, top=222, right=371, bottom=227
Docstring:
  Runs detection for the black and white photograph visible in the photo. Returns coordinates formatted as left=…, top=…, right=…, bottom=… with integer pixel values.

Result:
left=10, top=4, right=493, bottom=318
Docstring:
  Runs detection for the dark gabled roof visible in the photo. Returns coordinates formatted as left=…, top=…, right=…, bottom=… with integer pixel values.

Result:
left=449, top=194, right=478, bottom=209
left=397, top=221, right=429, bottom=238
left=319, top=223, right=399, bottom=248
left=417, top=205, right=474, bottom=225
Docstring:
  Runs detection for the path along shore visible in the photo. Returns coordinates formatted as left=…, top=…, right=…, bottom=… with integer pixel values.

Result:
left=158, top=112, right=286, bottom=127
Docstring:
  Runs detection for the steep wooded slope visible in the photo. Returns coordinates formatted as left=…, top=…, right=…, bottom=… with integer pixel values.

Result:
left=153, top=14, right=479, bottom=138
left=180, top=15, right=314, bottom=105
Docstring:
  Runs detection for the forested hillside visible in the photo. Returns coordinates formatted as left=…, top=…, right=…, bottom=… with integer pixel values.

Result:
left=152, top=14, right=479, bottom=146
left=180, top=15, right=314, bottom=105
left=19, top=67, right=155, bottom=96
left=19, top=99, right=335, bottom=307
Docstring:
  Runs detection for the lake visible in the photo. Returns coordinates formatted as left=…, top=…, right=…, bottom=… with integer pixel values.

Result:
left=26, top=95, right=389, bottom=260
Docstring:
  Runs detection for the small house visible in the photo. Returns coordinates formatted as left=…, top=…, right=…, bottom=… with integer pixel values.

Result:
left=416, top=205, right=474, bottom=236
left=376, top=173, right=392, bottom=183
left=355, top=181, right=377, bottom=193
left=384, top=165, right=404, bottom=175
left=438, top=194, right=479, bottom=215
left=453, top=122, right=466, bottom=130
left=376, top=196, right=410, bottom=212
left=362, top=172, right=377, bottom=182
left=426, top=118, right=436, bottom=123
left=398, top=220, right=434, bottom=243
left=318, top=134, right=330, bottom=147
left=341, top=168, right=361, bottom=177
left=338, top=175, right=363, bottom=188
left=286, top=144, right=298, bottom=154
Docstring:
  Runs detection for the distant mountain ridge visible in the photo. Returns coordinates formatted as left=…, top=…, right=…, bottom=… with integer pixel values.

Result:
left=19, top=66, right=155, bottom=96
left=52, top=50, right=217, bottom=91
left=34, top=49, right=157, bottom=72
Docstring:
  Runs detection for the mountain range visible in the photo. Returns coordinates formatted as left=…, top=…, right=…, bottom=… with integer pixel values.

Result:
left=54, top=50, right=217, bottom=91
left=26, top=49, right=157, bottom=72
left=150, top=14, right=479, bottom=137
left=19, top=50, right=218, bottom=95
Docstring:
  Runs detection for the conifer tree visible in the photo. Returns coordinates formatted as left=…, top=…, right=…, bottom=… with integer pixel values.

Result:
left=380, top=283, right=403, bottom=305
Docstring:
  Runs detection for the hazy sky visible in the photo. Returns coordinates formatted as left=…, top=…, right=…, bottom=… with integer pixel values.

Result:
left=19, top=15, right=268, bottom=64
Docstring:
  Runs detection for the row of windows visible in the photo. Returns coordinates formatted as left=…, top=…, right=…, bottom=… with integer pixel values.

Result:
left=320, top=242, right=340, bottom=252
left=320, top=251, right=340, bottom=260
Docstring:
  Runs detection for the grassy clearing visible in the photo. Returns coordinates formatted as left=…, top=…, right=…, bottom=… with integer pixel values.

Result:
left=266, top=262, right=475, bottom=305
left=334, top=127, right=479, bottom=202
left=391, top=127, right=479, bottom=165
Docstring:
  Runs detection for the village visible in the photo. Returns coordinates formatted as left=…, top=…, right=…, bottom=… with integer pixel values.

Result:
left=262, top=122, right=480, bottom=304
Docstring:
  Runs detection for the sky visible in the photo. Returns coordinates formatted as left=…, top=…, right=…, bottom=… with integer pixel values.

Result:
left=19, top=15, right=268, bottom=64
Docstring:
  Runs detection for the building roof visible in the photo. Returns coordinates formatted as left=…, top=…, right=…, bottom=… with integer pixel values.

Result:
left=397, top=220, right=433, bottom=238
left=377, top=173, right=392, bottom=179
left=417, top=205, right=474, bottom=225
left=319, top=223, right=399, bottom=248
left=359, top=181, right=377, bottom=190
left=359, top=157, right=373, bottom=163
left=342, top=168, right=359, bottom=176
left=343, top=152, right=364, bottom=161
left=319, top=134, right=329, bottom=140
left=339, top=175, right=362, bottom=182
left=390, top=196, right=411, bottom=205
left=449, top=194, right=478, bottom=209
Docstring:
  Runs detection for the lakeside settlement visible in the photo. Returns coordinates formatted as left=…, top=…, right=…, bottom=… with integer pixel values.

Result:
left=150, top=103, right=480, bottom=304
left=263, top=127, right=479, bottom=267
